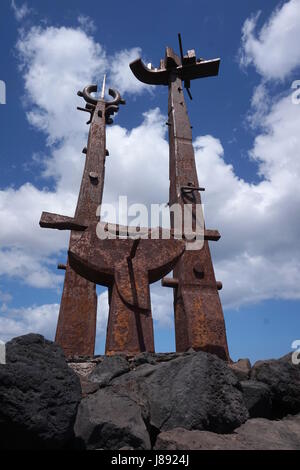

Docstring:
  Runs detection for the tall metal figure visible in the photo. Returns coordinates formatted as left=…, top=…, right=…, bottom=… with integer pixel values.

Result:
left=130, top=35, right=230, bottom=360
left=40, top=80, right=125, bottom=357
left=39, top=80, right=185, bottom=357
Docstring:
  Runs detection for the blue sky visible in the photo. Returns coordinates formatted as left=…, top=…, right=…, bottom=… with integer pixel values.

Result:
left=0, top=0, right=300, bottom=364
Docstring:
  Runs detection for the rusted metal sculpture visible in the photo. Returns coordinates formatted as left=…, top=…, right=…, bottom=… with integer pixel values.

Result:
left=130, top=35, right=230, bottom=360
left=68, top=223, right=185, bottom=355
left=40, top=81, right=125, bottom=357
left=39, top=36, right=230, bottom=360
left=40, top=81, right=185, bottom=357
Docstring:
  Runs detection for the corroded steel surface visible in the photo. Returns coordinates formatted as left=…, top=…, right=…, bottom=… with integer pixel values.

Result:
left=68, top=223, right=185, bottom=355
left=168, top=71, right=230, bottom=360
left=40, top=82, right=185, bottom=357
left=40, top=86, right=125, bottom=357
left=54, top=96, right=107, bottom=357
left=55, top=262, right=97, bottom=357
left=130, top=41, right=230, bottom=360
left=130, top=55, right=219, bottom=86
left=40, top=38, right=230, bottom=360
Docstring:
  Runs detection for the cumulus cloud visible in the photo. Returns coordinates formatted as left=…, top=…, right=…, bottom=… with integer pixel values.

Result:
left=0, top=289, right=12, bottom=313
left=193, top=89, right=300, bottom=307
left=109, top=48, right=149, bottom=95
left=247, top=82, right=271, bottom=128
left=104, top=108, right=169, bottom=210
left=239, top=0, right=300, bottom=80
left=150, top=282, right=174, bottom=328
left=0, top=293, right=107, bottom=346
left=0, top=248, right=63, bottom=288
left=0, top=303, right=59, bottom=343
left=0, top=182, right=74, bottom=287
left=17, top=26, right=107, bottom=143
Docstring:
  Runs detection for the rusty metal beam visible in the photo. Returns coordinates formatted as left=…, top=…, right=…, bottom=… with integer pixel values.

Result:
left=130, top=39, right=230, bottom=361
left=39, top=212, right=87, bottom=231
left=130, top=55, right=220, bottom=86
left=40, top=84, right=125, bottom=358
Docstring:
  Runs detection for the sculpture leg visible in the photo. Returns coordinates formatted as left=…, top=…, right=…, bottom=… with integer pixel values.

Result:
left=175, top=286, right=230, bottom=360
left=55, top=262, right=97, bottom=357
left=105, top=282, right=154, bottom=355
left=173, top=242, right=230, bottom=361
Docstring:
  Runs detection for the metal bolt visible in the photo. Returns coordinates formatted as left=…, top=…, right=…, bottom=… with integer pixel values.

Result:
left=89, top=172, right=99, bottom=181
left=57, top=263, right=67, bottom=270
left=193, top=263, right=204, bottom=278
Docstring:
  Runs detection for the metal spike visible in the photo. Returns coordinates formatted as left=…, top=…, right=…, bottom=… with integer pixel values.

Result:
left=101, top=74, right=106, bottom=99
left=178, top=33, right=184, bottom=63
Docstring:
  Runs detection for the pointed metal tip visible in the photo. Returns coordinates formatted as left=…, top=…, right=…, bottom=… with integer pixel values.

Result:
left=101, top=74, right=106, bottom=99
left=178, top=33, right=184, bottom=62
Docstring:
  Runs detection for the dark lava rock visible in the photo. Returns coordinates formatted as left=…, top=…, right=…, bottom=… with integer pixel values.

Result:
left=0, top=334, right=81, bottom=449
left=74, top=387, right=151, bottom=450
left=131, top=352, right=157, bottom=367
left=112, top=351, right=248, bottom=434
left=89, top=355, right=130, bottom=386
left=240, top=380, right=272, bottom=418
left=154, top=414, right=300, bottom=450
left=251, top=353, right=300, bottom=417
left=229, top=358, right=251, bottom=381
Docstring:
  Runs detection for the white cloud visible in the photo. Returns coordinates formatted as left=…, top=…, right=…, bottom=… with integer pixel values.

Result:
left=11, top=0, right=30, bottom=22
left=0, top=289, right=12, bottom=313
left=239, top=0, right=300, bottom=80
left=17, top=26, right=107, bottom=143
left=0, top=182, right=74, bottom=288
left=77, top=15, right=96, bottom=34
left=150, top=282, right=174, bottom=328
left=0, top=303, right=59, bottom=343
left=109, top=48, right=149, bottom=95
left=193, top=89, right=300, bottom=307
left=217, top=255, right=300, bottom=309
left=104, top=108, right=169, bottom=210
left=247, top=82, right=271, bottom=128
left=0, top=293, right=107, bottom=346
left=0, top=248, right=63, bottom=288
left=97, top=290, right=109, bottom=335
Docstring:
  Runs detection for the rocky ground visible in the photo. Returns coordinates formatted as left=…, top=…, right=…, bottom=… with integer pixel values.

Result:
left=0, top=333, right=300, bottom=449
